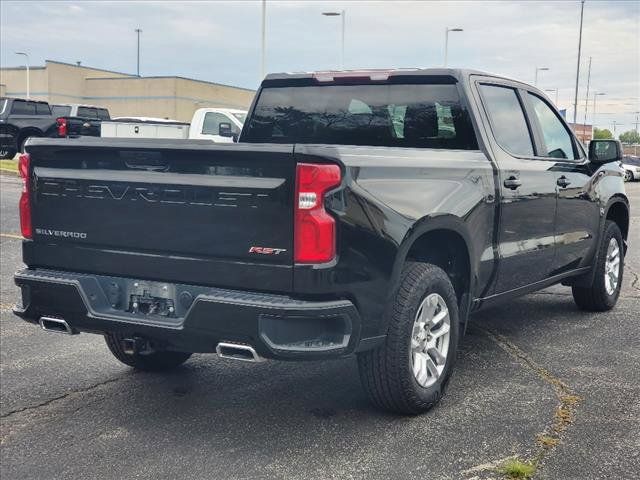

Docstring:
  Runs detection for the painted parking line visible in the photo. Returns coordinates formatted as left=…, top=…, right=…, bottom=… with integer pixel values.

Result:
left=0, top=233, right=23, bottom=240
left=1, top=302, right=16, bottom=313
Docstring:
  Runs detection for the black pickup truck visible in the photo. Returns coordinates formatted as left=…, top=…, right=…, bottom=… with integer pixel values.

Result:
left=0, top=97, right=57, bottom=159
left=51, top=103, right=111, bottom=138
left=13, top=69, right=629, bottom=414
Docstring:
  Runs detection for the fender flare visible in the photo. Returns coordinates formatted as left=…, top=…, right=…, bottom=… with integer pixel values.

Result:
left=387, top=215, right=477, bottom=325
left=603, top=195, right=630, bottom=243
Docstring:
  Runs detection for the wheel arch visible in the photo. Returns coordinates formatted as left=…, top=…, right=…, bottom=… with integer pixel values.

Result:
left=605, top=197, right=630, bottom=250
left=17, top=127, right=44, bottom=151
left=390, top=215, right=476, bottom=326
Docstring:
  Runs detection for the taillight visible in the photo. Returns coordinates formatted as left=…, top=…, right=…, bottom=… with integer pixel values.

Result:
left=56, top=117, right=67, bottom=137
left=294, top=163, right=341, bottom=263
left=18, top=153, right=32, bottom=239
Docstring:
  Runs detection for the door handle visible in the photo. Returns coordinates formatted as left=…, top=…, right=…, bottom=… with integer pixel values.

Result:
left=557, top=176, right=571, bottom=188
left=503, top=176, right=522, bottom=190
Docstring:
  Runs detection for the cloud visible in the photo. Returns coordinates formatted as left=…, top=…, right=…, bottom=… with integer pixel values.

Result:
left=1, top=0, right=638, bottom=128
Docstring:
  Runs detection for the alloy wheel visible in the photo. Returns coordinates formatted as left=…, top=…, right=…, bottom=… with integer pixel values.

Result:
left=410, top=293, right=451, bottom=388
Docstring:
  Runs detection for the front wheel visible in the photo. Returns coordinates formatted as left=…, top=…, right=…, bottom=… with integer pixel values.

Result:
left=572, top=220, right=624, bottom=311
left=104, top=333, right=192, bottom=371
left=624, top=170, right=633, bottom=182
left=357, top=262, right=460, bottom=415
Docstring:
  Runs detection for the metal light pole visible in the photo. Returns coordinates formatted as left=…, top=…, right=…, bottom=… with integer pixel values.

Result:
left=261, top=0, right=266, bottom=80
left=583, top=56, right=592, bottom=129
left=573, top=0, right=585, bottom=123
left=612, top=121, right=625, bottom=135
left=322, top=10, right=345, bottom=70
left=545, top=89, right=559, bottom=106
left=135, top=28, right=142, bottom=77
left=444, top=27, right=463, bottom=67
left=14, top=52, right=30, bottom=99
left=592, top=92, right=605, bottom=128
left=534, top=66, right=549, bottom=86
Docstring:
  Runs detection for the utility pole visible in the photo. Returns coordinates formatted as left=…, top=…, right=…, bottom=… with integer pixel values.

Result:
left=592, top=92, right=605, bottom=128
left=612, top=121, right=625, bottom=135
left=341, top=10, right=345, bottom=70
left=534, top=66, right=549, bottom=86
left=261, top=0, right=266, bottom=80
left=14, top=52, right=30, bottom=99
left=583, top=56, right=592, bottom=130
left=573, top=0, right=585, bottom=123
left=135, top=28, right=142, bottom=77
left=444, top=27, right=463, bottom=67
left=322, top=10, right=346, bottom=69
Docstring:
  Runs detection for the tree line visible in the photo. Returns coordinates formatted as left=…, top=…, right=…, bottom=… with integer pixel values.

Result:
left=593, top=127, right=640, bottom=144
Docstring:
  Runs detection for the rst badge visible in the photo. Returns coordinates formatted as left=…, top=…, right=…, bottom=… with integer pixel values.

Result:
left=248, top=246, right=287, bottom=255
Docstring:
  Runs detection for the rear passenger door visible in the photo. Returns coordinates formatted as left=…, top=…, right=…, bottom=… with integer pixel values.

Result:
left=476, top=82, right=558, bottom=293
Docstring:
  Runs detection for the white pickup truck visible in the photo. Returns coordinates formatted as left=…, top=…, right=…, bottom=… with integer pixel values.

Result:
left=188, top=108, right=246, bottom=142
left=100, top=108, right=247, bottom=142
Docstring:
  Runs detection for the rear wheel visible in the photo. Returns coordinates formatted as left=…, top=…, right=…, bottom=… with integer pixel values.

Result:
left=19, top=133, right=40, bottom=153
left=624, top=170, right=633, bottom=182
left=357, top=262, right=460, bottom=415
left=104, top=333, right=192, bottom=371
left=0, top=147, right=16, bottom=159
left=572, top=220, right=624, bottom=311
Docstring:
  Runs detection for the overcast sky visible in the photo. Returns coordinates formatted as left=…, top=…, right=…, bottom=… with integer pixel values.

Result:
left=1, top=0, right=638, bottom=131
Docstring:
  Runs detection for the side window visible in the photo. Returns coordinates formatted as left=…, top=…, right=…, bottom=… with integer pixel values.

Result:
left=527, top=93, right=577, bottom=160
left=480, top=84, right=534, bottom=157
left=11, top=100, right=36, bottom=115
left=36, top=103, right=51, bottom=115
left=202, top=112, right=236, bottom=135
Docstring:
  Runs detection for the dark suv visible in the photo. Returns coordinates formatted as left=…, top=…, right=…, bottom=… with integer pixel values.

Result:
left=0, top=97, right=56, bottom=159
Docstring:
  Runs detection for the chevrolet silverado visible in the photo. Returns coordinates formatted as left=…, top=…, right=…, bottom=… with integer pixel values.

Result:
left=13, top=69, right=629, bottom=414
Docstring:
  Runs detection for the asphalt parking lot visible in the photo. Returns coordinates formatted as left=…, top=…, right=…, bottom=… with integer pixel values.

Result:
left=0, top=173, right=638, bottom=480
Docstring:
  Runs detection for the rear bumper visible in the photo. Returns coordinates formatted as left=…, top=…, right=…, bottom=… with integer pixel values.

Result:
left=13, top=268, right=363, bottom=360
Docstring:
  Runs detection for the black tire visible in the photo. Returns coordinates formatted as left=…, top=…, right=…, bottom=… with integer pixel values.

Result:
left=624, top=170, right=633, bottom=182
left=572, top=220, right=624, bottom=311
left=357, top=262, right=460, bottom=415
left=0, top=147, right=17, bottom=160
left=19, top=133, right=40, bottom=153
left=104, top=333, right=192, bottom=371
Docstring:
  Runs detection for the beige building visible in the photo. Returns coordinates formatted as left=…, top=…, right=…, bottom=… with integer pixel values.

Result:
left=0, top=60, right=255, bottom=122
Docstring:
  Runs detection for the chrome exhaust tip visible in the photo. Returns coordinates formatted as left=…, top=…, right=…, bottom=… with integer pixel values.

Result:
left=39, top=316, right=76, bottom=335
left=216, top=342, right=265, bottom=363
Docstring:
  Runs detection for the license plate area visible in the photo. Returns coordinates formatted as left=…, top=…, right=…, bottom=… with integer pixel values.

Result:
left=128, top=281, right=175, bottom=317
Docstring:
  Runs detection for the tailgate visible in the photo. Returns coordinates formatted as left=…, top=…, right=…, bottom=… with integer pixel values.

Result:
left=66, top=117, right=101, bottom=137
left=25, top=138, right=296, bottom=292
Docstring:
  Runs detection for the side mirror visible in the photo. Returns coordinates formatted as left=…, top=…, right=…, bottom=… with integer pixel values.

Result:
left=588, top=139, right=623, bottom=164
left=218, top=122, right=234, bottom=137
